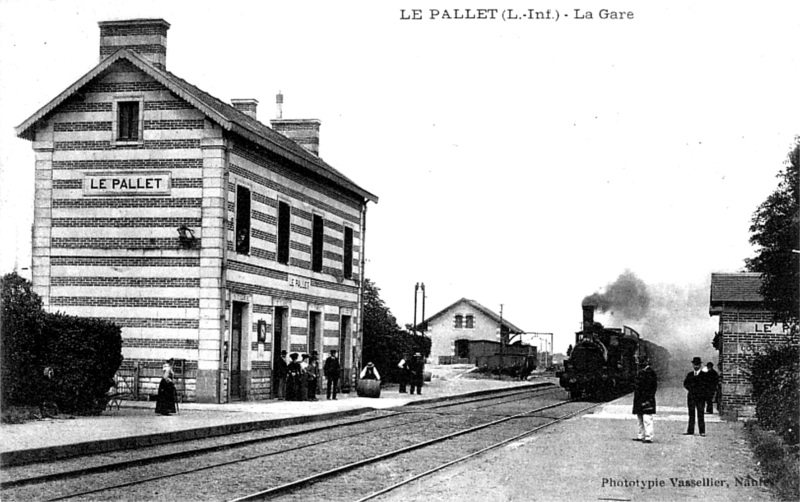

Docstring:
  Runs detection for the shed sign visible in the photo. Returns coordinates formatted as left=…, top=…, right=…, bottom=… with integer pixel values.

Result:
left=84, top=172, right=171, bottom=196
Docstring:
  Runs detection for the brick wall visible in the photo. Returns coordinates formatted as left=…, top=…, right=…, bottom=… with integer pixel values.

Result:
left=716, top=308, right=799, bottom=419
left=34, top=60, right=206, bottom=383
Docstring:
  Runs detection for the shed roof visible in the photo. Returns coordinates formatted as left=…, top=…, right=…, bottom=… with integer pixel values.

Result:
left=709, top=273, right=764, bottom=312
left=15, top=49, right=378, bottom=204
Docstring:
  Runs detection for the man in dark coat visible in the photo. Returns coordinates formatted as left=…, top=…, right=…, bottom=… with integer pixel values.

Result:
left=397, top=356, right=409, bottom=393
left=324, top=349, right=341, bottom=400
left=632, top=357, right=658, bottom=443
left=684, top=356, right=708, bottom=436
left=705, top=362, right=719, bottom=414
left=273, top=350, right=287, bottom=399
left=408, top=352, right=425, bottom=395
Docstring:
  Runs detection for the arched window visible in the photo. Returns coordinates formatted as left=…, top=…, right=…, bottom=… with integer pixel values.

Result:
left=454, top=314, right=463, bottom=329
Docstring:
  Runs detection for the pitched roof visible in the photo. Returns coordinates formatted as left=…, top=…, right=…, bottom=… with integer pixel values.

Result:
left=710, top=273, right=764, bottom=304
left=423, top=298, right=525, bottom=334
left=15, top=49, right=378, bottom=203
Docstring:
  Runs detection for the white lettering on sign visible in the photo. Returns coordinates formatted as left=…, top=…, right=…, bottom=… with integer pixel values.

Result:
left=724, top=322, right=797, bottom=335
left=288, top=275, right=310, bottom=289
left=84, top=172, right=171, bottom=196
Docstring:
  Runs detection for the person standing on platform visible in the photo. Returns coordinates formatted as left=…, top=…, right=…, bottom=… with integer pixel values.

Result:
left=632, top=356, right=658, bottom=443
left=155, top=359, right=177, bottom=416
left=705, top=362, right=719, bottom=414
left=324, top=349, right=341, bottom=400
left=274, top=350, right=288, bottom=400
left=285, top=353, right=303, bottom=402
left=306, top=353, right=320, bottom=401
left=300, top=353, right=311, bottom=401
left=408, top=352, right=425, bottom=395
left=684, top=356, right=708, bottom=436
left=397, top=356, right=409, bottom=393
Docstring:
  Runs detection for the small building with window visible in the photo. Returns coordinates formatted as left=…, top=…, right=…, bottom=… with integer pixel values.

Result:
left=15, top=19, right=378, bottom=403
left=419, top=298, right=526, bottom=364
left=709, top=273, right=798, bottom=419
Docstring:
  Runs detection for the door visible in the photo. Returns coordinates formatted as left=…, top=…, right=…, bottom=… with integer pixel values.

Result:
left=231, top=302, right=245, bottom=399
left=272, top=307, right=286, bottom=396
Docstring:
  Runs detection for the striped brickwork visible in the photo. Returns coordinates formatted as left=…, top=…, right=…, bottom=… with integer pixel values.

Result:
left=25, top=31, right=368, bottom=404
left=38, top=62, right=208, bottom=401
left=224, top=140, right=363, bottom=399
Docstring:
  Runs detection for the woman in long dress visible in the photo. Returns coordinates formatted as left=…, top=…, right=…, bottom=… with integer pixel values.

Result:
left=155, top=360, right=177, bottom=415
left=285, top=353, right=303, bottom=401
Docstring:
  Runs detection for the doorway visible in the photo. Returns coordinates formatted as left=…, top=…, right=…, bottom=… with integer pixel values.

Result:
left=230, top=302, right=246, bottom=400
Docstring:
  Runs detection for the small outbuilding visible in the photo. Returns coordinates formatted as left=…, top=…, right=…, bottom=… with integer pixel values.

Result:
left=709, top=273, right=799, bottom=419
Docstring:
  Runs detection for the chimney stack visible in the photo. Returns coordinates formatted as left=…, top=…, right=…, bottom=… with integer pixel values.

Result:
left=231, top=99, right=259, bottom=120
left=99, top=19, right=170, bottom=70
left=270, top=93, right=321, bottom=156
left=276, top=91, right=283, bottom=119
left=582, top=304, right=595, bottom=331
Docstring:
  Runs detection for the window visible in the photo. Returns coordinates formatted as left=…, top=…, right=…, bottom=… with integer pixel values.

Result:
left=235, top=185, right=251, bottom=254
left=277, top=201, right=291, bottom=264
left=454, top=315, right=463, bottom=329
left=117, top=101, right=140, bottom=141
left=312, top=214, right=323, bottom=272
left=465, top=315, right=474, bottom=329
left=343, top=226, right=353, bottom=279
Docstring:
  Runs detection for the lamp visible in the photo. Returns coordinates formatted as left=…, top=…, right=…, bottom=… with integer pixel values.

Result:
left=177, top=224, right=197, bottom=248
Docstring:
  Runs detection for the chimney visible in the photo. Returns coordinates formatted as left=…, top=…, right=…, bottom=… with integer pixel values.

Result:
left=99, top=19, right=170, bottom=70
left=582, top=304, right=595, bottom=331
left=270, top=92, right=321, bottom=156
left=231, top=99, right=258, bottom=120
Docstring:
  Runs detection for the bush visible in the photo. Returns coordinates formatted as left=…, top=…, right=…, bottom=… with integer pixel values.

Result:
left=748, top=344, right=799, bottom=446
left=41, top=313, right=123, bottom=415
left=1, top=272, right=124, bottom=416
left=745, top=421, right=800, bottom=501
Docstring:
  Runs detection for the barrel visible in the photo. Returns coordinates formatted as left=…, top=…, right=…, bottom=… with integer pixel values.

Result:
left=356, top=379, right=381, bottom=398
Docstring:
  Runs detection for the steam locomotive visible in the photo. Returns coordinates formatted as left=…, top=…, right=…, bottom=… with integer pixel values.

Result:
left=557, top=304, right=669, bottom=399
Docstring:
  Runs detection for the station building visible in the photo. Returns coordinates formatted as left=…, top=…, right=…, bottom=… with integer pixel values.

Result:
left=420, top=298, right=526, bottom=364
left=709, top=272, right=798, bottom=419
left=15, top=19, right=378, bottom=403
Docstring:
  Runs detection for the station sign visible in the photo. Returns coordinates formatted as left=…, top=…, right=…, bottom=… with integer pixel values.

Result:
left=84, top=172, right=171, bottom=196
left=288, top=274, right=310, bottom=290
left=723, top=322, right=796, bottom=335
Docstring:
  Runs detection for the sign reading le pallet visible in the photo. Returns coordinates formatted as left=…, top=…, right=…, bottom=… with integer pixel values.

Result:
left=84, top=172, right=171, bottom=196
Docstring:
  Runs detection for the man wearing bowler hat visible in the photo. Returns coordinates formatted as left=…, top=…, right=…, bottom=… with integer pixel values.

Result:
left=683, top=356, right=708, bottom=436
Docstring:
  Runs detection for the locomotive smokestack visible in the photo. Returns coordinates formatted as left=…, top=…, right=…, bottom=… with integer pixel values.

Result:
left=582, top=304, right=595, bottom=331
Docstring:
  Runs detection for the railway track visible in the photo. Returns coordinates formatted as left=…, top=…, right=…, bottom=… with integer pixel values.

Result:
left=0, top=387, right=558, bottom=500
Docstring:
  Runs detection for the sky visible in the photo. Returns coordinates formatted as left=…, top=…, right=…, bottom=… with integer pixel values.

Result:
left=1, top=0, right=798, bottom=361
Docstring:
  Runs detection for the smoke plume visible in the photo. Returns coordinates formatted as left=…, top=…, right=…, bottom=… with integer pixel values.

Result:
left=582, top=269, right=650, bottom=320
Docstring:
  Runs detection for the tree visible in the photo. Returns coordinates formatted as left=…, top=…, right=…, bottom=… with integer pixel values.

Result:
left=746, top=138, right=800, bottom=322
left=361, top=279, right=430, bottom=382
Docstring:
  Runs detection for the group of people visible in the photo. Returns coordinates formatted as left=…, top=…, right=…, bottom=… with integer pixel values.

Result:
left=631, top=355, right=720, bottom=443
left=396, top=352, right=426, bottom=395
left=273, top=349, right=343, bottom=401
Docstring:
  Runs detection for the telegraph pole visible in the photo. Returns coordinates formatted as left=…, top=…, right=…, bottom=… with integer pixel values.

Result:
left=499, top=304, right=504, bottom=379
